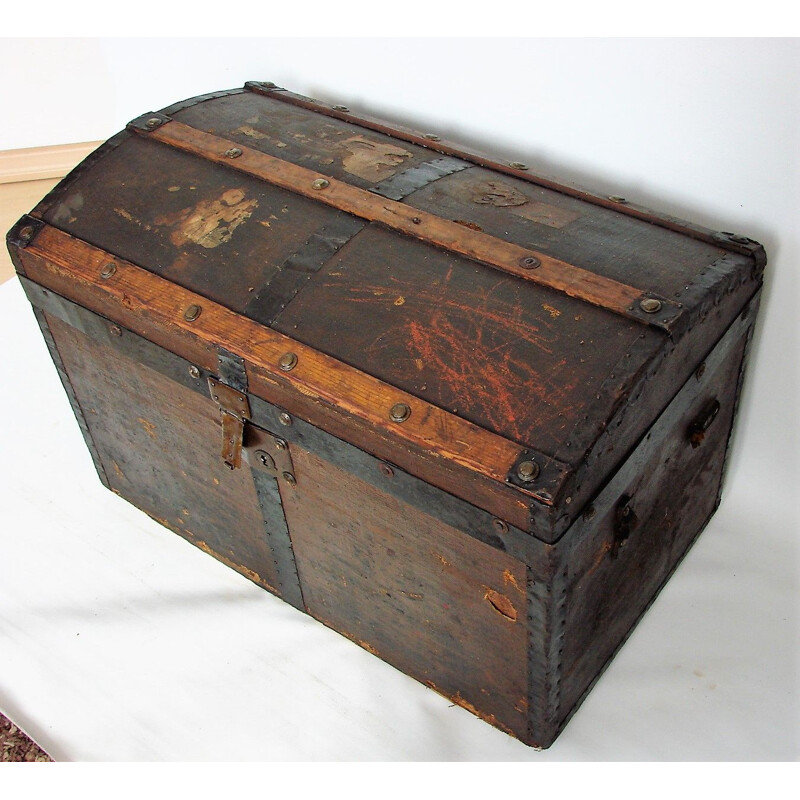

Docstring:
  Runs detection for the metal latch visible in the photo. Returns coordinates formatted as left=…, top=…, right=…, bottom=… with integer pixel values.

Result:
left=208, top=376, right=251, bottom=469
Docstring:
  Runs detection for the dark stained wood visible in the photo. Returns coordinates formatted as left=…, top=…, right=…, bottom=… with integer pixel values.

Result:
left=403, top=165, right=729, bottom=302
left=280, top=441, right=530, bottom=740
left=553, top=311, right=753, bottom=739
left=30, top=306, right=110, bottom=490
left=19, top=224, right=552, bottom=534
left=46, top=313, right=284, bottom=593
left=40, top=135, right=352, bottom=316
left=250, top=84, right=765, bottom=261
left=171, top=87, right=436, bottom=192
left=273, top=223, right=657, bottom=460
left=143, top=119, right=663, bottom=324
left=560, top=267, right=760, bottom=521
left=8, top=83, right=767, bottom=750
left=18, top=80, right=761, bottom=537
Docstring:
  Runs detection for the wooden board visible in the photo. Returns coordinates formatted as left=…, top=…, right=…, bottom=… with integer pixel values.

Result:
left=47, top=314, right=284, bottom=593
left=18, top=226, right=551, bottom=535
left=281, top=441, right=531, bottom=740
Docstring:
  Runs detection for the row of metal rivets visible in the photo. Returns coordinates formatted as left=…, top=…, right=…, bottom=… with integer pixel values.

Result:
left=99, top=260, right=415, bottom=430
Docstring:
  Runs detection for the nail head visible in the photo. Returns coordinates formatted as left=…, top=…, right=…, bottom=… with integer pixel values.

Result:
left=493, top=518, right=509, bottom=534
left=183, top=304, right=202, bottom=322
left=390, top=402, right=411, bottom=423
left=639, top=298, right=663, bottom=314
left=283, top=471, right=296, bottom=486
left=517, top=460, right=539, bottom=482
left=279, top=352, right=298, bottom=371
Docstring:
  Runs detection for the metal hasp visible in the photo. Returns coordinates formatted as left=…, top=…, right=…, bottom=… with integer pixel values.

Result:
left=208, top=376, right=251, bottom=469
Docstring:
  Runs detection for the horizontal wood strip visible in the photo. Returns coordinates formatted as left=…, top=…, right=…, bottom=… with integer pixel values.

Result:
left=18, top=224, right=574, bottom=533
left=0, top=141, right=103, bottom=184
left=249, top=84, right=733, bottom=251
left=141, top=119, right=653, bottom=324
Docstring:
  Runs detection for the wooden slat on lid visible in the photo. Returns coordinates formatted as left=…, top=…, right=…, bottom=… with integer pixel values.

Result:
left=131, top=117, right=683, bottom=331
left=17, top=222, right=574, bottom=534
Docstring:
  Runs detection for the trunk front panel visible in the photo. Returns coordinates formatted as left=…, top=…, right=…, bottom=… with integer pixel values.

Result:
left=41, top=304, right=531, bottom=741
left=45, top=313, right=286, bottom=594
left=280, top=441, right=530, bottom=740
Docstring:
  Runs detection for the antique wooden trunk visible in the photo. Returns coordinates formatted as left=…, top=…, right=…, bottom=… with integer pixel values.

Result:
left=7, top=82, right=765, bottom=749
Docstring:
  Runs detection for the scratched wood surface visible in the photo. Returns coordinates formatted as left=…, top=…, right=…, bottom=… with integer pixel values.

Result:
left=28, top=88, right=758, bottom=489
left=280, top=441, right=530, bottom=740
left=18, top=230, right=542, bottom=534
left=34, top=127, right=663, bottom=461
left=273, top=223, right=649, bottom=455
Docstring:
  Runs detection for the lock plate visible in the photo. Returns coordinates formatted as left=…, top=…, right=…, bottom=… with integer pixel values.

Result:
left=244, top=424, right=296, bottom=484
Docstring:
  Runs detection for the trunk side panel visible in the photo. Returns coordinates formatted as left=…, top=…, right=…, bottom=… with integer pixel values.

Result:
left=556, top=312, right=753, bottom=725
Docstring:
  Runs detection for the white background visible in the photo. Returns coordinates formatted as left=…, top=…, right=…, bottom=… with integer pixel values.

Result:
left=0, top=35, right=797, bottom=762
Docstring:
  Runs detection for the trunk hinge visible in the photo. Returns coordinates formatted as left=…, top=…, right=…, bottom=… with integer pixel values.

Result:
left=208, top=376, right=251, bottom=469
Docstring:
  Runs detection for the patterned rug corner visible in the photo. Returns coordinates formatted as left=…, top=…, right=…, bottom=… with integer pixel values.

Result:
left=0, top=713, right=52, bottom=762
